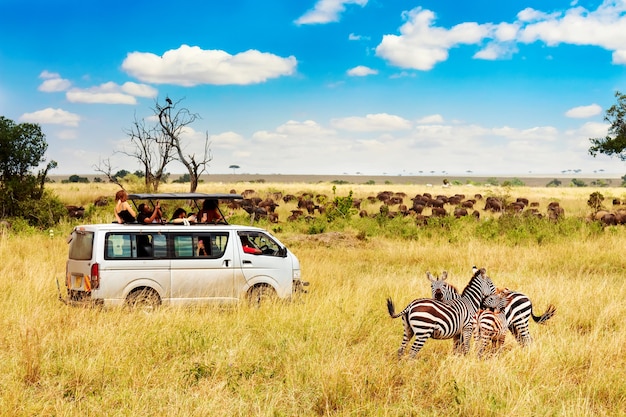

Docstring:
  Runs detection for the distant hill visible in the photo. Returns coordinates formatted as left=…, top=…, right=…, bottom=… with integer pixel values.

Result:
left=50, top=173, right=624, bottom=187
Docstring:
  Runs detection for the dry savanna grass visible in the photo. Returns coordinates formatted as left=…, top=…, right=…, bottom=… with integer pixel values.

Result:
left=1, top=181, right=625, bottom=416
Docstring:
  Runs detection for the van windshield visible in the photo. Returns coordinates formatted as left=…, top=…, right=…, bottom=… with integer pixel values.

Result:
left=69, top=231, right=94, bottom=260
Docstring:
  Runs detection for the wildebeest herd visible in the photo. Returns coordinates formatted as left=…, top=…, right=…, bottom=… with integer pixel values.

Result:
left=220, top=189, right=568, bottom=224
left=69, top=187, right=626, bottom=227
left=386, top=267, right=557, bottom=359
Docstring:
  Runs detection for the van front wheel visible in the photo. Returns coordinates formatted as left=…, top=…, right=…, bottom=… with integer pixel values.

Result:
left=247, top=284, right=276, bottom=306
left=126, top=288, right=161, bottom=312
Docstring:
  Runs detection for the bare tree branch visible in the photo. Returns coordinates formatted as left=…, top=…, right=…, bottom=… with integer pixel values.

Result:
left=157, top=98, right=213, bottom=192
left=123, top=113, right=176, bottom=192
left=93, top=158, right=123, bottom=189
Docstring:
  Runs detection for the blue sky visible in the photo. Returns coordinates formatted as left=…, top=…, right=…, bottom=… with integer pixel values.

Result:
left=2, top=0, right=626, bottom=177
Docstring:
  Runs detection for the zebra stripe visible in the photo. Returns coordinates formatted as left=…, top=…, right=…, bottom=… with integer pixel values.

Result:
left=483, top=288, right=557, bottom=346
left=387, top=268, right=495, bottom=359
left=471, top=292, right=508, bottom=358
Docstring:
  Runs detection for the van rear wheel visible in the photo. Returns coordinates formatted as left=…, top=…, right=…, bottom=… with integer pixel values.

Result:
left=247, top=284, right=276, bottom=306
left=126, top=288, right=160, bottom=312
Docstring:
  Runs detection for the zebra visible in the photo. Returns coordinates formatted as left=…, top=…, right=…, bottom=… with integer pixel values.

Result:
left=431, top=270, right=557, bottom=346
left=472, top=291, right=509, bottom=358
left=387, top=267, right=495, bottom=359
left=482, top=287, right=557, bottom=346
left=429, top=269, right=461, bottom=302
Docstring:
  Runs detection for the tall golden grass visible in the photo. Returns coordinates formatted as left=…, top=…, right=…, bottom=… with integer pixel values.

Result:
left=0, top=181, right=625, bottom=416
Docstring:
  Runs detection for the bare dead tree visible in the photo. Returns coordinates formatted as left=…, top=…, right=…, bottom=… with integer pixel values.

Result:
left=157, top=97, right=212, bottom=192
left=93, top=158, right=123, bottom=189
left=122, top=113, right=176, bottom=192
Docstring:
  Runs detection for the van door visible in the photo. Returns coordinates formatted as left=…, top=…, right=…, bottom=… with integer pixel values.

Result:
left=101, top=231, right=171, bottom=304
left=236, top=231, right=293, bottom=298
left=169, top=232, right=236, bottom=304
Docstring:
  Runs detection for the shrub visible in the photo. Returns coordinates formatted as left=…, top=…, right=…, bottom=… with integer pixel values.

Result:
left=587, top=192, right=605, bottom=212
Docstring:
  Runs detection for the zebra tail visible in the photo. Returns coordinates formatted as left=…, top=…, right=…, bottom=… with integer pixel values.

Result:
left=386, top=297, right=405, bottom=319
left=532, top=304, right=557, bottom=324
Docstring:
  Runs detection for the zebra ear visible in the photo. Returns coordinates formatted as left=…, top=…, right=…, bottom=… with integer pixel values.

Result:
left=441, top=271, right=448, bottom=281
left=426, top=271, right=434, bottom=282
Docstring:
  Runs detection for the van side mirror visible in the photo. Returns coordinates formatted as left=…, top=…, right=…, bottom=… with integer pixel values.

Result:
left=279, top=246, right=288, bottom=257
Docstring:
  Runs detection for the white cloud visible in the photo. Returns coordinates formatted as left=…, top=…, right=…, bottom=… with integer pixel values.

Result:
left=565, top=104, right=602, bottom=118
left=417, top=114, right=444, bottom=124
left=252, top=130, right=288, bottom=141
left=491, top=125, right=559, bottom=141
left=38, top=77, right=71, bottom=92
left=612, top=49, right=626, bottom=64
left=274, top=120, right=336, bottom=136
left=517, top=8, right=557, bottom=23
left=121, top=82, right=158, bottom=98
left=493, top=22, right=519, bottom=42
left=332, top=113, right=412, bottom=131
left=518, top=4, right=626, bottom=58
left=377, top=2, right=626, bottom=70
left=571, top=121, right=608, bottom=137
left=38, top=71, right=71, bottom=92
left=375, top=8, right=490, bottom=70
left=19, top=108, right=80, bottom=127
left=39, top=70, right=61, bottom=79
left=122, top=45, right=297, bottom=86
left=66, top=81, right=157, bottom=104
left=295, top=0, right=367, bottom=25
left=346, top=65, right=378, bottom=76
left=211, top=131, right=246, bottom=147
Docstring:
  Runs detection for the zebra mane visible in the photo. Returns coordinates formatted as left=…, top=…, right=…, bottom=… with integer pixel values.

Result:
left=461, top=267, right=493, bottom=299
left=446, top=282, right=460, bottom=295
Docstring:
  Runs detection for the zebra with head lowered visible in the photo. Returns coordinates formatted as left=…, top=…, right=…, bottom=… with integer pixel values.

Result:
left=432, top=268, right=557, bottom=346
left=472, top=290, right=509, bottom=358
left=482, top=287, right=556, bottom=346
left=386, top=267, right=495, bottom=359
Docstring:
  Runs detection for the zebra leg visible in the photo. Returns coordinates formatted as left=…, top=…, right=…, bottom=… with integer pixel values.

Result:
left=477, top=335, right=489, bottom=359
left=397, top=317, right=415, bottom=358
left=452, top=334, right=463, bottom=354
left=511, top=322, right=532, bottom=346
left=460, top=325, right=473, bottom=355
left=493, top=334, right=506, bottom=352
left=407, top=330, right=433, bottom=359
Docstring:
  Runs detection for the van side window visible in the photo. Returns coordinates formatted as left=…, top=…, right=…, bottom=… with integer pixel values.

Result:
left=106, top=233, right=166, bottom=259
left=174, top=235, right=194, bottom=257
left=152, top=234, right=167, bottom=258
left=195, top=233, right=229, bottom=259
left=106, top=234, right=132, bottom=258
left=208, top=233, right=229, bottom=258
left=237, top=231, right=282, bottom=256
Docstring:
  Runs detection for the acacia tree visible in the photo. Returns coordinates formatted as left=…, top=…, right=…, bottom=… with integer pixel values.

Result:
left=0, top=116, right=63, bottom=226
left=589, top=91, right=626, bottom=161
left=157, top=98, right=212, bottom=192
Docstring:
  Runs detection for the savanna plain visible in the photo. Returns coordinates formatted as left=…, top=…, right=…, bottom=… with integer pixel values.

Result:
left=1, top=179, right=626, bottom=416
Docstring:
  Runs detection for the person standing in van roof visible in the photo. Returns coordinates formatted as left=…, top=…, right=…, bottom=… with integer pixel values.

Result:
left=137, top=202, right=163, bottom=224
left=198, top=199, right=224, bottom=224
left=114, top=190, right=136, bottom=223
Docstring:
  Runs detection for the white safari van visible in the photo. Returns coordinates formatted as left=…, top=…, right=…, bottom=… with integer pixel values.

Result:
left=60, top=193, right=306, bottom=308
